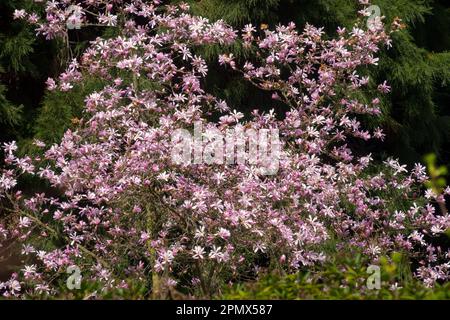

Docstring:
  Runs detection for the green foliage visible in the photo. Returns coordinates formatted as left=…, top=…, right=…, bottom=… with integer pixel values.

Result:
left=0, top=29, right=35, bottom=74
left=188, top=0, right=281, bottom=27
left=0, top=82, right=23, bottom=128
left=424, top=153, right=447, bottom=193
left=221, top=253, right=450, bottom=300
left=33, top=77, right=108, bottom=144
left=0, top=0, right=59, bottom=144
left=0, top=0, right=39, bottom=74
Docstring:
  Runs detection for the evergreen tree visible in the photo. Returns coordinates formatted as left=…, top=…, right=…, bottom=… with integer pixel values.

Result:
left=0, top=0, right=58, bottom=144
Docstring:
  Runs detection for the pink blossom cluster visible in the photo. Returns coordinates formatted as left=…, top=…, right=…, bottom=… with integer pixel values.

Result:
left=1, top=0, right=449, bottom=297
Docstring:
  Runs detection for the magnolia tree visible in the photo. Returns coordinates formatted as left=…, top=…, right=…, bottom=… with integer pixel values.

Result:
left=1, top=0, right=449, bottom=298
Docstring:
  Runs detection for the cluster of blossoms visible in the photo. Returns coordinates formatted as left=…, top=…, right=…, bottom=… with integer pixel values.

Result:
left=1, top=0, right=449, bottom=297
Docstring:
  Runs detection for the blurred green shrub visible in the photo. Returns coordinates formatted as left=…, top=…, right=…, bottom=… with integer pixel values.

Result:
left=220, top=253, right=450, bottom=300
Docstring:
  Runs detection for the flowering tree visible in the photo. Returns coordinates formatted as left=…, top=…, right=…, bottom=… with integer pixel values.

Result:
left=1, top=0, right=449, bottom=298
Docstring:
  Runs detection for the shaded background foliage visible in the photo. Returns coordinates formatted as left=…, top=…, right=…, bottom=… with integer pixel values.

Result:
left=0, top=0, right=449, bottom=165
left=0, top=0, right=58, bottom=144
